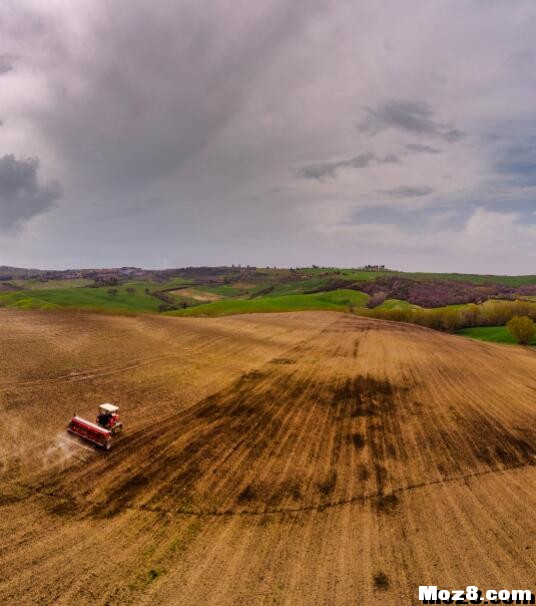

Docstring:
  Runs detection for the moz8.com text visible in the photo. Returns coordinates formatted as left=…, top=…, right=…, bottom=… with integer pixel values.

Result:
left=419, top=586, right=535, bottom=604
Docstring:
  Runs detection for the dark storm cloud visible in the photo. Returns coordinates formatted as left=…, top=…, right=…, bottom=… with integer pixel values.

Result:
left=33, top=0, right=326, bottom=192
left=494, top=139, right=536, bottom=186
left=0, top=154, right=62, bottom=232
left=378, top=185, right=435, bottom=198
left=359, top=100, right=466, bottom=142
left=0, top=54, right=13, bottom=75
left=345, top=204, right=468, bottom=232
left=296, top=153, right=399, bottom=181
left=404, top=143, right=442, bottom=154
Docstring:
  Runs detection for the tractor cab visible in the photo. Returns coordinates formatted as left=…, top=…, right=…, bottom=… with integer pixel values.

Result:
left=67, top=402, right=123, bottom=450
left=96, top=403, right=121, bottom=432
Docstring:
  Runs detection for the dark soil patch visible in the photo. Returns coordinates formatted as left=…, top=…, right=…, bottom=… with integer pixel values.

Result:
left=267, top=480, right=302, bottom=505
left=373, top=571, right=390, bottom=591
left=0, top=493, right=23, bottom=507
left=375, top=493, right=399, bottom=514
left=238, top=370, right=265, bottom=384
left=49, top=496, right=80, bottom=517
left=357, top=464, right=370, bottom=481
left=329, top=375, right=397, bottom=417
left=317, top=471, right=337, bottom=497
left=237, top=484, right=257, bottom=503
left=92, top=474, right=150, bottom=517
left=351, top=432, right=365, bottom=449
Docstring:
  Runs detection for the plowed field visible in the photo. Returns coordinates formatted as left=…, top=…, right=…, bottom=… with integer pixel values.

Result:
left=1, top=309, right=535, bottom=605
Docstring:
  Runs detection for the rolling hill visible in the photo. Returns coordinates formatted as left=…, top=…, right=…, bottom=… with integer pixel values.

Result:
left=2, top=266, right=536, bottom=346
left=1, top=309, right=535, bottom=604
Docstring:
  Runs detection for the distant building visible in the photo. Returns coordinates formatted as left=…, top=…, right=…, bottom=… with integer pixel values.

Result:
left=119, top=267, right=140, bottom=276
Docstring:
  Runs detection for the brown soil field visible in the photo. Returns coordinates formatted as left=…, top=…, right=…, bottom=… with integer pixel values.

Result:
left=1, top=309, right=535, bottom=605
left=169, top=288, right=222, bottom=302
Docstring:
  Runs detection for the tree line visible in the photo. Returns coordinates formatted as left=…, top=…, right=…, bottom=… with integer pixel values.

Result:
left=359, top=299, right=536, bottom=343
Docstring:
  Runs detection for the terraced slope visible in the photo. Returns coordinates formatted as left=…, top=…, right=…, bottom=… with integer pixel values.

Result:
left=1, top=310, right=535, bottom=605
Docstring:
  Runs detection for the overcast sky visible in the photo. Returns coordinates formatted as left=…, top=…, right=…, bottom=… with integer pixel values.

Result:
left=0, top=1, right=535, bottom=272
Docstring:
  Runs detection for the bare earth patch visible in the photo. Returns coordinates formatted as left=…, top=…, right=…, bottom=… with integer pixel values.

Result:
left=1, top=309, right=536, bottom=605
left=169, top=288, right=222, bottom=301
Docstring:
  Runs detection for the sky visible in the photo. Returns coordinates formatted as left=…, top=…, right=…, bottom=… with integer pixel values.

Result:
left=0, top=0, right=535, bottom=273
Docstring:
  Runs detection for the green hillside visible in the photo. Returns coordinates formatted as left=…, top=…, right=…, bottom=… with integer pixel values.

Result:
left=0, top=286, right=163, bottom=313
left=168, top=289, right=369, bottom=317
left=375, top=299, right=421, bottom=311
left=2, top=267, right=536, bottom=327
left=456, top=326, right=536, bottom=346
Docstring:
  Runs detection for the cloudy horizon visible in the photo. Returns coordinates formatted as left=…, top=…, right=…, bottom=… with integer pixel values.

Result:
left=0, top=1, right=535, bottom=273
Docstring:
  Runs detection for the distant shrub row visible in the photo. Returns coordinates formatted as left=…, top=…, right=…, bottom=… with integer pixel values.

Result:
left=359, top=299, right=536, bottom=333
left=355, top=276, right=536, bottom=308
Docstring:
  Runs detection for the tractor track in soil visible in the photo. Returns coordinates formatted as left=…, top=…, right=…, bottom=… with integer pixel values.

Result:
left=10, top=457, right=536, bottom=520
left=0, top=342, right=247, bottom=391
left=1, top=310, right=536, bottom=605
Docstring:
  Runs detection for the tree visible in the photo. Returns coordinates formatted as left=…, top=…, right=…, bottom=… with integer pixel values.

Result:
left=107, top=288, right=118, bottom=296
left=440, top=309, right=459, bottom=332
left=366, top=291, right=387, bottom=309
left=507, top=316, right=535, bottom=345
left=126, top=287, right=136, bottom=296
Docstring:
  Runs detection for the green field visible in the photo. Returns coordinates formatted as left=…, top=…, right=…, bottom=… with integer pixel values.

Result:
left=270, top=267, right=389, bottom=280
left=456, top=326, right=536, bottom=346
left=168, top=289, right=369, bottom=317
left=12, top=278, right=94, bottom=290
left=0, top=275, right=204, bottom=313
left=375, top=299, right=421, bottom=311
left=120, top=277, right=194, bottom=292
left=2, top=267, right=536, bottom=319
left=0, top=286, right=165, bottom=313
left=250, top=278, right=339, bottom=298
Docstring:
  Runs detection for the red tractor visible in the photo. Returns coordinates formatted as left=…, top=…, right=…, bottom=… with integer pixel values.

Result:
left=67, top=403, right=123, bottom=450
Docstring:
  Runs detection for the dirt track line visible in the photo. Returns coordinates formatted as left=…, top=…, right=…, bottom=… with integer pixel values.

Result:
left=0, top=353, right=171, bottom=390
left=0, top=321, right=340, bottom=485
left=12, top=458, right=534, bottom=519
left=0, top=349, right=246, bottom=392
left=133, top=458, right=536, bottom=517
left=0, top=314, right=340, bottom=396
left=0, top=331, right=240, bottom=390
